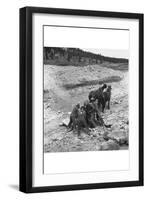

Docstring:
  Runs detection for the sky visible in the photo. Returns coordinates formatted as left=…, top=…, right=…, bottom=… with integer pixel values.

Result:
left=44, top=26, right=129, bottom=60
left=82, top=48, right=129, bottom=59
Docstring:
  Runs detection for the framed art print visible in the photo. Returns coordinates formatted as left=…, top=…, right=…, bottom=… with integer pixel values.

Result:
left=19, top=7, right=144, bottom=193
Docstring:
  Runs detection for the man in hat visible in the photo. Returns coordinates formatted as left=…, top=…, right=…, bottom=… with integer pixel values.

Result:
left=68, top=103, right=80, bottom=131
left=84, top=98, right=98, bottom=128
left=90, top=97, right=105, bottom=126
left=88, top=84, right=107, bottom=112
left=75, top=105, right=89, bottom=136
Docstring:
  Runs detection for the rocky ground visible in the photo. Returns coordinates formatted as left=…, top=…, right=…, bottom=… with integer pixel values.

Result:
left=44, top=64, right=129, bottom=152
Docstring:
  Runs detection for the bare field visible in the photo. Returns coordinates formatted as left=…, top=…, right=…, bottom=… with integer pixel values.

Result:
left=44, top=64, right=129, bottom=152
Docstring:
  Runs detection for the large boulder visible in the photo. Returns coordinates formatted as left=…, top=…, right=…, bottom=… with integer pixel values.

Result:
left=100, top=139, right=120, bottom=150
left=107, top=130, right=128, bottom=145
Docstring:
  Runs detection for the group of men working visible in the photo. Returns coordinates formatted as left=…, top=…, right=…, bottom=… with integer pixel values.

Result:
left=68, top=84, right=112, bottom=136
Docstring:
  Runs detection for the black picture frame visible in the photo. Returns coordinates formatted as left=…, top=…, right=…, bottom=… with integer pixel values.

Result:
left=19, top=6, right=144, bottom=193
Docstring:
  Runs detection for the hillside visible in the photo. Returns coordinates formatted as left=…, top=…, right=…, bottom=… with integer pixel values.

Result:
left=43, top=47, right=128, bottom=70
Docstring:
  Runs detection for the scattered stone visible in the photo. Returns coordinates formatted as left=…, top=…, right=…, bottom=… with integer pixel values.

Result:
left=126, top=120, right=129, bottom=125
left=120, top=126, right=124, bottom=129
left=98, top=136, right=105, bottom=142
left=111, top=124, right=120, bottom=131
left=92, top=132, right=99, bottom=137
left=102, top=131, right=110, bottom=141
left=96, top=145, right=101, bottom=150
left=59, top=118, right=70, bottom=127
left=113, top=101, right=119, bottom=104
left=52, top=138, right=58, bottom=142
left=92, top=135, right=97, bottom=138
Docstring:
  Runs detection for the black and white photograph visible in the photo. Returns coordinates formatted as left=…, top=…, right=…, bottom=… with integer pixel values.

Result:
left=19, top=7, right=143, bottom=193
left=43, top=30, right=129, bottom=153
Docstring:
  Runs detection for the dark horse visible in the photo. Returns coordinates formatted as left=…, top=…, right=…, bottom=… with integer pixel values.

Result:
left=88, top=84, right=107, bottom=112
